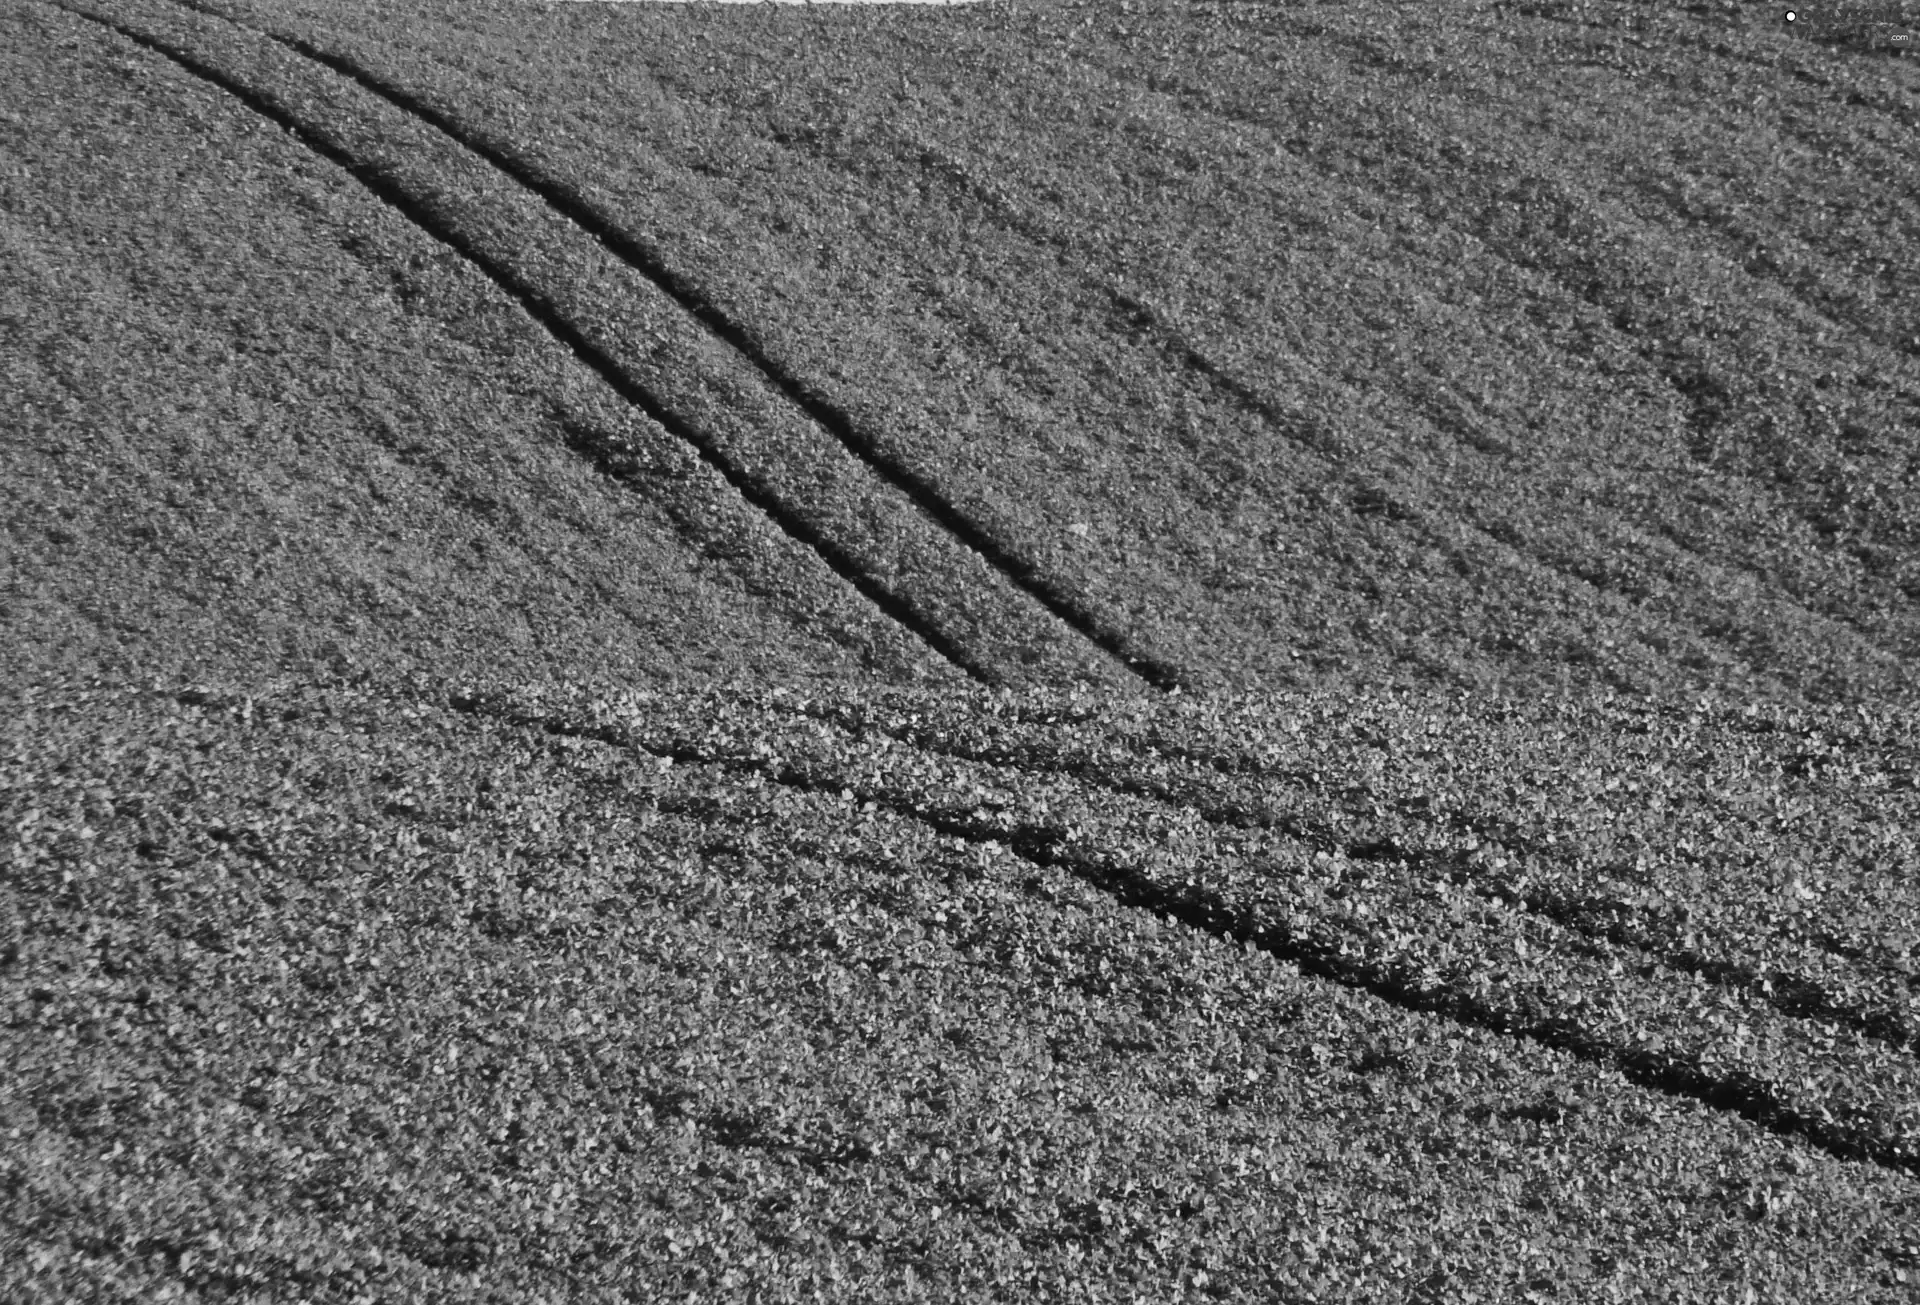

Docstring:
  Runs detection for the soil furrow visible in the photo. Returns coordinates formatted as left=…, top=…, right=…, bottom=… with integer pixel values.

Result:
left=57, top=0, right=1155, bottom=693
left=439, top=686, right=1920, bottom=1180
left=779, top=693, right=1920, bottom=1062
left=187, top=1, right=1185, bottom=694
left=838, top=118, right=1350, bottom=467
left=1012, top=16, right=1920, bottom=634
left=19, top=675, right=1913, bottom=1298
left=845, top=28, right=1822, bottom=676
left=55, top=3, right=1009, bottom=690
left=14, top=1, right=1920, bottom=1294
left=759, top=89, right=1594, bottom=689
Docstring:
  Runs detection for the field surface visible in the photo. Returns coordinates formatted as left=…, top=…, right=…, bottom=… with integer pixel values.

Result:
left=3, top=0, right=1919, bottom=1300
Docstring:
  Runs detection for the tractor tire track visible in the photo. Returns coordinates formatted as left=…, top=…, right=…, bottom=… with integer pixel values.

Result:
left=441, top=683, right=1920, bottom=1179
left=54, top=0, right=1920, bottom=1176
left=780, top=692, right=1920, bottom=1063
left=158, top=0, right=1187, bottom=695
left=768, top=39, right=1816, bottom=694
left=54, top=0, right=1155, bottom=693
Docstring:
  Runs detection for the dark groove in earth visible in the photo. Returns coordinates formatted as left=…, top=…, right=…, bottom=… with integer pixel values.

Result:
left=192, top=1, right=1186, bottom=694
left=796, top=701, right=1920, bottom=1059
left=71, top=0, right=1919, bottom=1180
left=445, top=691, right=1920, bottom=1181
left=864, top=120, right=1348, bottom=466
left=65, top=2, right=1004, bottom=689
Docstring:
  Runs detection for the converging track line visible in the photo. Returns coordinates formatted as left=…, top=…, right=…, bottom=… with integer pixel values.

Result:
left=53, top=1, right=1018, bottom=688
left=52, top=0, right=1167, bottom=694
left=54, top=0, right=1918, bottom=1174
left=783, top=697, right=1920, bottom=1061
left=455, top=689, right=1920, bottom=1180
left=162, top=0, right=1187, bottom=693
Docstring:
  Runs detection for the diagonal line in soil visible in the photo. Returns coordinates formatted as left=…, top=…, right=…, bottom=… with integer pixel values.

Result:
left=827, top=91, right=1553, bottom=609
left=1045, top=39, right=1920, bottom=660
left=172, top=1, right=1185, bottom=694
left=864, top=122, right=1350, bottom=464
left=781, top=696, right=1920, bottom=1059
left=56, top=1, right=1010, bottom=687
left=440, top=687, right=1920, bottom=1180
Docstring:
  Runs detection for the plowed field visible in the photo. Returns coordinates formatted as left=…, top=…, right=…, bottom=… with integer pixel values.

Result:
left=4, top=0, right=1918, bottom=1300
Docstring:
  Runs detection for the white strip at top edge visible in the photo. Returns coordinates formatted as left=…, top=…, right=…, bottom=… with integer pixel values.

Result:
left=540, top=1, right=990, bottom=6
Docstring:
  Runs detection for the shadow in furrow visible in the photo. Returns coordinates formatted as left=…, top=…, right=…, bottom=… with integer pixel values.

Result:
left=63, top=3, right=1002, bottom=688
left=197, top=5, right=1185, bottom=693
left=797, top=700, right=1920, bottom=1059
left=1104, top=289, right=1345, bottom=459
left=443, top=691, right=1920, bottom=1181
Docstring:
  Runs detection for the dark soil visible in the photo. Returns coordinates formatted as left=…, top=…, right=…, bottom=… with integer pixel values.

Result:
left=4, top=0, right=1918, bottom=1299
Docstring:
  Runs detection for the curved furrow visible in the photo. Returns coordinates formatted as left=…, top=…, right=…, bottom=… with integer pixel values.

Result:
left=51, top=0, right=1003, bottom=688
left=735, top=7, right=1915, bottom=693
left=770, top=689, right=1920, bottom=1059
left=440, top=682, right=1920, bottom=1179
left=56, top=0, right=1169, bottom=692
left=164, top=0, right=1188, bottom=694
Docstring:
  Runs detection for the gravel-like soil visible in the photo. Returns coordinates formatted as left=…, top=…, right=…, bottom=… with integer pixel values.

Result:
left=5, top=0, right=1918, bottom=1299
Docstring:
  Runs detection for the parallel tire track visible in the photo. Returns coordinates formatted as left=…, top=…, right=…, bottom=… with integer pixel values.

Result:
left=161, top=0, right=1189, bottom=694
left=51, top=0, right=1919, bottom=1177
left=783, top=694, right=1920, bottom=1060
left=54, top=0, right=1169, bottom=693
left=52, top=0, right=992, bottom=687
left=438, top=683, right=1920, bottom=1180
left=263, top=30, right=1190, bottom=696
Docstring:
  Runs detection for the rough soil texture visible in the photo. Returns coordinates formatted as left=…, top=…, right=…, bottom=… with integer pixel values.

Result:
left=4, top=0, right=1919, bottom=1300
left=2, top=0, right=963, bottom=691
